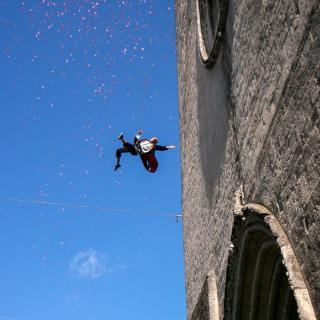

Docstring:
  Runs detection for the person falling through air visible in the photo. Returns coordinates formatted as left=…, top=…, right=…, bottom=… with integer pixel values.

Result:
left=114, top=129, right=176, bottom=173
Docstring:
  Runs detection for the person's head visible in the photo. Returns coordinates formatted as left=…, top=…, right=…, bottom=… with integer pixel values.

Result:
left=149, top=137, right=158, bottom=144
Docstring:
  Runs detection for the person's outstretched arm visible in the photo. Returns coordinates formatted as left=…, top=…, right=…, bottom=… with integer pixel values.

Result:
left=154, top=145, right=176, bottom=151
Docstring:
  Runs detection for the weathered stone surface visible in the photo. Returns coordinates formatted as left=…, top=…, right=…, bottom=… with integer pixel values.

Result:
left=175, top=0, right=320, bottom=318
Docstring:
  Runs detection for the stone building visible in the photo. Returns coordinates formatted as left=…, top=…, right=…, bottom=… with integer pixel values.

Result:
left=175, top=0, right=320, bottom=319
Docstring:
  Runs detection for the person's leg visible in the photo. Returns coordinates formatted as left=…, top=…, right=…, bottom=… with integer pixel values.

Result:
left=118, top=133, right=136, bottom=154
left=139, top=155, right=150, bottom=171
left=118, top=133, right=126, bottom=144
left=118, top=131, right=141, bottom=151
left=114, top=147, right=130, bottom=170
left=147, top=154, right=158, bottom=173
left=139, top=154, right=158, bottom=173
left=123, top=142, right=138, bottom=157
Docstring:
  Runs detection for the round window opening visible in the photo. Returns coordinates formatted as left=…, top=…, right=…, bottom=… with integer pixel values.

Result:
left=196, top=0, right=228, bottom=68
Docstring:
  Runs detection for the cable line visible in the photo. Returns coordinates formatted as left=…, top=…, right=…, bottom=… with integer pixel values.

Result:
left=0, top=197, right=182, bottom=218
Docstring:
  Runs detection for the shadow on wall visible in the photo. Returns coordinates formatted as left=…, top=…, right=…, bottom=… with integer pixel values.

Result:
left=195, top=16, right=233, bottom=203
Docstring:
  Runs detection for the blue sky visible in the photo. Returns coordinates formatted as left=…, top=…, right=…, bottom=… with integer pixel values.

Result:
left=0, top=1, right=185, bottom=319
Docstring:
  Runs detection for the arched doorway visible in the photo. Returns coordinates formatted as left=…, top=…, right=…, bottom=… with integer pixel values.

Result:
left=224, top=196, right=316, bottom=320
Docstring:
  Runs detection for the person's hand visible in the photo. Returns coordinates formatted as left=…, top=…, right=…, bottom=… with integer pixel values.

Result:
left=166, top=145, right=176, bottom=149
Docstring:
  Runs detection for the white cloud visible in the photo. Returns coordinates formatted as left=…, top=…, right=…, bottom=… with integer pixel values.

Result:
left=69, top=249, right=109, bottom=279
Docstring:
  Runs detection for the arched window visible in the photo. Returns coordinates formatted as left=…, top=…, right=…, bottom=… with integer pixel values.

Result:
left=196, top=0, right=228, bottom=68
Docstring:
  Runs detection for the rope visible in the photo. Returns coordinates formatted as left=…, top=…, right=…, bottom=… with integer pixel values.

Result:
left=0, top=197, right=182, bottom=218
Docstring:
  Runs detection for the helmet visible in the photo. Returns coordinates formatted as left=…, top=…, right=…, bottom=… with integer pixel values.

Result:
left=150, top=137, right=158, bottom=144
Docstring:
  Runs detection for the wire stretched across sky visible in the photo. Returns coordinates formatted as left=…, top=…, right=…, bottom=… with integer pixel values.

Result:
left=0, top=196, right=182, bottom=218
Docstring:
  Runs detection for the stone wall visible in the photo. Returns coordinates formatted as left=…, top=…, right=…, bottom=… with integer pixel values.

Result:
left=175, top=0, right=320, bottom=318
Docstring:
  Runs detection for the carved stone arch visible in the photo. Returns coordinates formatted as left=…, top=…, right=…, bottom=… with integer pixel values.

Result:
left=191, top=270, right=220, bottom=320
left=224, top=199, right=316, bottom=320
left=196, top=0, right=229, bottom=68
